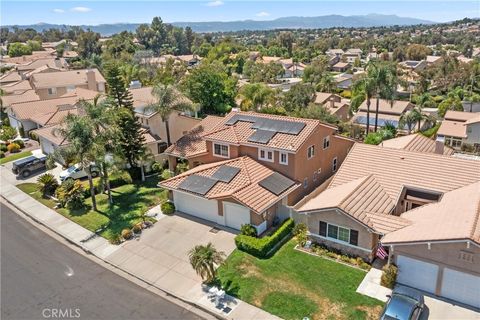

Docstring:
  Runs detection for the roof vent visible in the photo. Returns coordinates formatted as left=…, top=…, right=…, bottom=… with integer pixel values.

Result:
left=400, top=156, right=405, bottom=160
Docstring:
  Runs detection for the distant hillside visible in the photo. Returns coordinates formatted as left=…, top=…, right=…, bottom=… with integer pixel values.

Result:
left=6, top=14, right=435, bottom=35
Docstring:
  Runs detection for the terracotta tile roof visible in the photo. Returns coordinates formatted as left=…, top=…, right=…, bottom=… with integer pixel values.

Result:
left=1, top=80, right=33, bottom=94
left=465, top=114, right=480, bottom=125
left=33, top=124, right=68, bottom=146
left=1, top=89, right=40, bottom=107
left=31, top=68, right=105, bottom=89
left=34, top=106, right=79, bottom=127
left=380, top=134, right=455, bottom=156
left=363, top=212, right=411, bottom=234
left=314, top=92, right=336, bottom=104
left=160, top=156, right=299, bottom=213
left=202, top=111, right=335, bottom=152
left=165, top=115, right=224, bottom=158
left=358, top=99, right=412, bottom=115
left=0, top=71, right=22, bottom=84
left=382, top=181, right=480, bottom=245
left=60, top=88, right=101, bottom=100
left=444, top=110, right=478, bottom=122
left=437, top=120, right=467, bottom=138
left=332, top=62, right=350, bottom=68
left=16, top=58, right=67, bottom=71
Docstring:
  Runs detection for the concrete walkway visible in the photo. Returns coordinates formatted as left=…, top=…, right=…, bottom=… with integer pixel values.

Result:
left=0, top=165, right=281, bottom=320
left=356, top=267, right=392, bottom=302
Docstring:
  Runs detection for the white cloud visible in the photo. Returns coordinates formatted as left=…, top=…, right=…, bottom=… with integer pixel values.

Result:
left=206, top=1, right=224, bottom=7
left=256, top=11, right=270, bottom=17
left=53, top=8, right=65, bottom=14
left=71, top=6, right=92, bottom=13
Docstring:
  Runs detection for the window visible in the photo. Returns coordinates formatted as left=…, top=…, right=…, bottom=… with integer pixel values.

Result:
left=47, top=87, right=57, bottom=95
left=157, top=142, right=168, bottom=154
left=332, top=157, right=338, bottom=172
left=145, top=119, right=149, bottom=126
left=279, top=152, right=288, bottom=165
left=213, top=143, right=229, bottom=158
left=319, top=221, right=358, bottom=246
left=303, top=178, right=308, bottom=189
left=323, top=136, right=330, bottom=149
left=258, top=148, right=274, bottom=162
left=307, top=145, right=315, bottom=159
left=66, top=85, right=75, bottom=92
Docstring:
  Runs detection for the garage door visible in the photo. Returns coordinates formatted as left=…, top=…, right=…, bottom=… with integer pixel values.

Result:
left=441, top=268, right=480, bottom=308
left=223, top=202, right=250, bottom=230
left=396, top=255, right=439, bottom=293
left=173, top=191, right=218, bottom=222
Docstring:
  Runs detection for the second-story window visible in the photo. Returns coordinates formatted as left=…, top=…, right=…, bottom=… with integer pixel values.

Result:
left=279, top=152, right=288, bottom=165
left=332, top=157, right=338, bottom=172
left=213, top=143, right=229, bottom=158
left=323, top=136, right=330, bottom=149
left=259, top=148, right=274, bottom=162
left=307, top=145, right=315, bottom=159
left=47, top=87, right=57, bottom=95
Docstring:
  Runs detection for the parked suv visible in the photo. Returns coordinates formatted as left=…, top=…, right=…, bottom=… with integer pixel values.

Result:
left=59, top=164, right=100, bottom=181
left=12, top=155, right=47, bottom=178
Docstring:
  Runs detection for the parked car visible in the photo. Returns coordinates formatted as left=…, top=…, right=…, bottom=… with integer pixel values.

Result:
left=59, top=164, right=100, bottom=181
left=380, top=285, right=424, bottom=320
left=12, top=155, right=47, bottom=178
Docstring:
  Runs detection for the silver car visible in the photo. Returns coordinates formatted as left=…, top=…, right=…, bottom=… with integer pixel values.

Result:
left=380, top=285, right=424, bottom=320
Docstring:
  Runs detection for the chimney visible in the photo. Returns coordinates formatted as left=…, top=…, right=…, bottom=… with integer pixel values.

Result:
left=86, top=69, right=96, bottom=91
left=330, top=98, right=335, bottom=109
left=434, top=137, right=445, bottom=155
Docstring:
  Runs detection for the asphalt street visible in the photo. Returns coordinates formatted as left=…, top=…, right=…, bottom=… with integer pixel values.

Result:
left=1, top=202, right=203, bottom=320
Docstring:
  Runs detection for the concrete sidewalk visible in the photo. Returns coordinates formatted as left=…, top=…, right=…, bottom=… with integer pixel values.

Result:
left=0, top=166, right=281, bottom=320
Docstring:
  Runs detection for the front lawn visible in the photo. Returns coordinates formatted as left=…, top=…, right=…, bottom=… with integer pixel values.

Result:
left=17, top=176, right=168, bottom=242
left=0, top=150, right=33, bottom=164
left=217, top=240, right=383, bottom=320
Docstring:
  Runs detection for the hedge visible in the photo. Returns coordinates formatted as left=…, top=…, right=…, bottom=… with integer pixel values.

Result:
left=234, top=218, right=294, bottom=257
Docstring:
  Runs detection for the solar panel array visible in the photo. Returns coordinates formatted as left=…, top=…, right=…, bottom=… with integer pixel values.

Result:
left=211, top=165, right=241, bottom=183
left=353, top=116, right=404, bottom=129
left=178, top=175, right=217, bottom=195
left=226, top=113, right=306, bottom=145
left=258, top=172, right=296, bottom=196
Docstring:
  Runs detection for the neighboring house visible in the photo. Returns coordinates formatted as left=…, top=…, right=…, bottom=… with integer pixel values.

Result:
left=293, top=144, right=480, bottom=291
left=16, top=57, right=68, bottom=76
left=176, top=54, right=201, bottom=67
left=160, top=156, right=299, bottom=233
left=283, top=63, right=306, bottom=78
left=331, top=62, right=351, bottom=72
left=0, top=49, right=56, bottom=65
left=30, top=68, right=106, bottom=100
left=327, top=54, right=340, bottom=67
left=0, top=89, right=40, bottom=108
left=34, top=124, right=69, bottom=155
left=399, top=60, right=427, bottom=72
left=0, top=70, right=22, bottom=85
left=165, top=110, right=354, bottom=205
left=425, top=55, right=443, bottom=66
left=314, top=92, right=350, bottom=121
left=380, top=133, right=455, bottom=156
left=462, top=100, right=480, bottom=113
left=333, top=73, right=353, bottom=89
left=325, top=49, right=345, bottom=57
left=351, top=99, right=415, bottom=133
left=343, top=49, right=362, bottom=64
left=1, top=79, right=34, bottom=95
left=381, top=181, right=480, bottom=309
left=436, top=110, right=480, bottom=151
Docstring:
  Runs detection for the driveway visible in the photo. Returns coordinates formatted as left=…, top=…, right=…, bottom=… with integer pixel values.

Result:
left=104, top=212, right=236, bottom=301
left=422, top=295, right=480, bottom=320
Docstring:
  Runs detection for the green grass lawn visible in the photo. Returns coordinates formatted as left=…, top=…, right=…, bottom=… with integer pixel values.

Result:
left=17, top=176, right=168, bottom=241
left=0, top=150, right=33, bottom=165
left=217, top=240, right=383, bottom=320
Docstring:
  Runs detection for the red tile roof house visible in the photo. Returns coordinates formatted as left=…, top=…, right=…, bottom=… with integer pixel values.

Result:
left=160, top=111, right=354, bottom=232
left=294, top=143, right=480, bottom=308
left=436, top=110, right=480, bottom=152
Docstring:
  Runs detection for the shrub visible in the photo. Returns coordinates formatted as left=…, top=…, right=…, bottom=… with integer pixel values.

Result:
left=161, top=201, right=175, bottom=215
left=381, top=264, right=398, bottom=289
left=292, top=223, right=307, bottom=236
left=0, top=144, right=7, bottom=152
left=56, top=179, right=85, bottom=210
left=37, top=173, right=59, bottom=196
left=235, top=218, right=294, bottom=257
left=109, top=170, right=132, bottom=188
left=161, top=169, right=172, bottom=180
left=175, top=162, right=189, bottom=174
left=7, top=143, right=20, bottom=153
left=109, top=234, right=123, bottom=245
left=29, top=131, right=39, bottom=141
left=0, top=151, right=4, bottom=158
left=240, top=224, right=257, bottom=237
left=151, top=161, right=163, bottom=173
left=0, top=126, right=17, bottom=141
left=364, top=132, right=384, bottom=145
left=121, top=228, right=133, bottom=240
left=13, top=139, right=25, bottom=148
left=132, top=223, right=142, bottom=233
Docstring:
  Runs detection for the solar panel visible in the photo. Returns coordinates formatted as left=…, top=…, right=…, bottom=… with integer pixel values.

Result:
left=258, top=172, right=296, bottom=196
left=225, top=114, right=258, bottom=125
left=211, top=165, right=241, bottom=183
left=354, top=116, right=402, bottom=129
left=247, top=129, right=277, bottom=144
left=226, top=114, right=306, bottom=136
left=178, top=174, right=217, bottom=195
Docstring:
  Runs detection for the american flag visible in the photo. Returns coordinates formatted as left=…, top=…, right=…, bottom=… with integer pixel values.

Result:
left=376, top=244, right=388, bottom=260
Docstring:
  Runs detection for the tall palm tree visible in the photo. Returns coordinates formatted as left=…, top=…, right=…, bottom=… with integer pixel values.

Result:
left=369, top=62, right=397, bottom=132
left=188, top=243, right=225, bottom=283
left=147, top=84, right=195, bottom=146
left=352, top=74, right=376, bottom=134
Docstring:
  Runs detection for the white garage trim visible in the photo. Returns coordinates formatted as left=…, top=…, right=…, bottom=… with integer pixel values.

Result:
left=223, top=201, right=251, bottom=231
left=173, top=191, right=218, bottom=223
left=441, top=268, right=480, bottom=308
left=396, top=255, right=439, bottom=294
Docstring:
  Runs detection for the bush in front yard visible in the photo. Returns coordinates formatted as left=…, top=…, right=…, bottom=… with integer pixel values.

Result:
left=109, top=170, right=132, bottom=188
left=7, top=143, right=20, bottom=153
left=161, top=201, right=175, bottom=215
left=235, top=218, right=294, bottom=257
left=0, top=144, right=7, bottom=152
left=121, top=228, right=133, bottom=240
left=0, top=151, right=4, bottom=158
left=13, top=139, right=25, bottom=148
left=240, top=224, right=257, bottom=237
left=56, top=179, right=85, bottom=210
left=292, top=222, right=307, bottom=236
left=381, top=264, right=398, bottom=289
left=37, top=173, right=59, bottom=196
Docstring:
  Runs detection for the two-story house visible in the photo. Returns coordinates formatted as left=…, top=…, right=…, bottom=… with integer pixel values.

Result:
left=436, top=110, right=480, bottom=152
left=314, top=92, right=350, bottom=121
left=293, top=143, right=480, bottom=308
left=161, top=111, right=354, bottom=231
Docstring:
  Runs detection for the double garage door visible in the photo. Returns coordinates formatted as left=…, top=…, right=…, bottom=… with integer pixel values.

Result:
left=173, top=191, right=251, bottom=230
left=397, top=255, right=480, bottom=308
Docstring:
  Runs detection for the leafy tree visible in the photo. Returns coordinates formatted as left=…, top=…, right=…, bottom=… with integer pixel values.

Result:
left=295, top=103, right=340, bottom=125
left=8, top=42, right=32, bottom=57
left=26, top=40, right=42, bottom=51
left=237, top=83, right=274, bottom=111
left=147, top=84, right=195, bottom=146
left=55, top=179, right=85, bottom=210
left=399, top=108, right=423, bottom=134
left=188, top=242, right=225, bottom=282
left=185, top=26, right=194, bottom=54
left=277, top=31, right=294, bottom=56
left=281, top=83, right=315, bottom=113
left=243, top=61, right=284, bottom=83
left=405, top=44, right=432, bottom=61
left=302, top=56, right=329, bottom=85
left=438, top=96, right=463, bottom=117
left=77, top=31, right=101, bottom=59
left=317, top=73, right=336, bottom=93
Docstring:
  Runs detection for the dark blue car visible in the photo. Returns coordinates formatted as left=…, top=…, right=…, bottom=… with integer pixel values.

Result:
left=380, top=285, right=424, bottom=320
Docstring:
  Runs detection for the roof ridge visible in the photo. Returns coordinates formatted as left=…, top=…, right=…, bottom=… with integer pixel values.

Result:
left=468, top=194, right=480, bottom=241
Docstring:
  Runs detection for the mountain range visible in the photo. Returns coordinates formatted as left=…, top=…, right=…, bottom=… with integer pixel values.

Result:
left=6, top=14, right=436, bottom=35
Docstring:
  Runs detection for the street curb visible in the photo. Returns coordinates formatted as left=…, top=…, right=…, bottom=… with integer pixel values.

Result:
left=1, top=193, right=226, bottom=320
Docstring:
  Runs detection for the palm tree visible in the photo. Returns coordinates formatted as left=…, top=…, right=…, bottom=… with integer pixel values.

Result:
left=399, top=108, right=423, bottom=134
left=352, top=74, right=376, bottom=133
left=237, top=83, right=274, bottom=111
left=317, top=73, right=336, bottom=93
left=369, top=62, right=397, bottom=132
left=147, top=84, right=195, bottom=146
left=188, top=243, right=226, bottom=283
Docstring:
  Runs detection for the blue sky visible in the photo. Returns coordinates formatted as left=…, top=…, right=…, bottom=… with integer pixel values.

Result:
left=2, top=1, right=479, bottom=26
